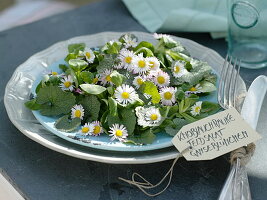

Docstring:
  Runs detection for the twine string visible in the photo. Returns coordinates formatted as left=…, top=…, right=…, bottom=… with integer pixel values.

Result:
left=118, top=147, right=191, bottom=197
left=230, top=143, right=256, bottom=166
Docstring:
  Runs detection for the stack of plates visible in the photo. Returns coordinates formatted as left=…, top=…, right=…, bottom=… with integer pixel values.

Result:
left=4, top=32, right=246, bottom=164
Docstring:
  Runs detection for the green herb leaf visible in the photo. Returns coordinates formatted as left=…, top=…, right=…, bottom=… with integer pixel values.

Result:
left=80, top=84, right=106, bottom=95
left=80, top=95, right=101, bottom=121
left=54, top=115, right=81, bottom=132
left=69, top=59, right=88, bottom=72
left=59, top=64, right=68, bottom=72
left=164, top=118, right=188, bottom=136
left=24, top=98, right=41, bottom=110
left=80, top=71, right=94, bottom=83
left=120, top=108, right=136, bottom=135
left=96, top=55, right=115, bottom=73
left=135, top=47, right=154, bottom=57
left=134, top=41, right=155, bottom=52
left=36, top=85, right=76, bottom=116
left=175, top=88, right=185, bottom=100
left=140, top=81, right=161, bottom=104
left=110, top=71, right=126, bottom=86
left=199, top=81, right=217, bottom=93
left=68, top=43, right=85, bottom=54
left=128, top=129, right=155, bottom=144
left=108, top=97, right=117, bottom=116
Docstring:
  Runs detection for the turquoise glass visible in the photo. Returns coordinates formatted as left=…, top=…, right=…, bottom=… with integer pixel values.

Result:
left=228, top=0, right=267, bottom=69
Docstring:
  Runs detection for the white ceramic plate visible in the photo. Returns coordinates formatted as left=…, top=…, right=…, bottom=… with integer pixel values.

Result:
left=4, top=32, right=247, bottom=163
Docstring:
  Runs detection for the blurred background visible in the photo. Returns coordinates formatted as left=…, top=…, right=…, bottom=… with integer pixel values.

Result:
left=0, top=0, right=100, bottom=32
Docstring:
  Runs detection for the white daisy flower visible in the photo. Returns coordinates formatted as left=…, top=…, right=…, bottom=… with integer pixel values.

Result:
left=186, top=84, right=203, bottom=95
left=159, top=87, right=177, bottom=106
left=83, top=48, right=95, bottom=63
left=91, top=121, right=103, bottom=136
left=122, top=34, right=137, bottom=48
left=135, top=106, right=162, bottom=127
left=132, top=75, right=146, bottom=89
left=118, top=49, right=135, bottom=71
left=153, top=33, right=176, bottom=43
left=49, top=71, right=60, bottom=77
left=132, top=53, right=150, bottom=74
left=172, top=60, right=188, bottom=78
left=147, top=57, right=160, bottom=71
left=71, top=104, right=85, bottom=120
left=113, top=62, right=123, bottom=69
left=59, top=75, right=74, bottom=91
left=80, top=123, right=94, bottom=135
left=114, top=84, right=138, bottom=106
left=154, top=70, right=170, bottom=87
left=190, top=101, right=202, bottom=116
left=99, top=69, right=113, bottom=86
left=109, top=124, right=128, bottom=142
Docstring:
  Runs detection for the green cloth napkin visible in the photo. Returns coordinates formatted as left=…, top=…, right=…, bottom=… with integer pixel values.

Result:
left=122, top=0, right=227, bottom=38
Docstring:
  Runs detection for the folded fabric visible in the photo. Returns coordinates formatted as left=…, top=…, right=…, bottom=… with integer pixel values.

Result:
left=122, top=0, right=227, bottom=38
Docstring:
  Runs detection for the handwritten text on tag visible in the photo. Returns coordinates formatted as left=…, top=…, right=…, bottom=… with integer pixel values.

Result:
left=172, top=108, right=261, bottom=161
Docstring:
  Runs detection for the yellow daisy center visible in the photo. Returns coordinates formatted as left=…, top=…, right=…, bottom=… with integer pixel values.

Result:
left=121, top=92, right=130, bottom=99
left=138, top=60, right=146, bottom=68
left=149, top=61, right=155, bottom=68
left=93, top=126, right=101, bottom=135
left=81, top=127, right=89, bottom=133
left=85, top=52, right=91, bottom=58
left=106, top=75, right=111, bottom=82
left=51, top=72, right=58, bottom=76
left=189, top=87, right=197, bottom=91
left=125, top=56, right=132, bottom=64
left=64, top=81, right=71, bottom=88
left=92, top=77, right=98, bottom=84
left=115, top=130, right=123, bottom=137
left=74, top=110, right=81, bottom=118
left=164, top=92, right=173, bottom=100
left=157, top=76, right=165, bottom=84
left=150, top=114, right=158, bottom=121
left=137, top=78, right=143, bottom=85
left=174, top=66, right=180, bottom=73
left=195, top=106, right=201, bottom=113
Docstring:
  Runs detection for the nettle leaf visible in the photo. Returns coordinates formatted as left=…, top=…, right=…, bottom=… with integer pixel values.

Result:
left=80, top=71, right=94, bottom=83
left=140, top=81, right=160, bottom=104
left=199, top=81, right=217, bottom=93
left=36, top=85, right=76, bottom=116
left=108, top=97, right=117, bottom=116
left=24, top=99, right=41, bottom=110
left=54, top=115, right=81, bottom=132
left=80, top=95, right=101, bottom=121
left=80, top=84, right=106, bottom=95
left=120, top=108, right=136, bottom=135
left=68, top=43, right=85, bottom=54
left=69, top=59, right=88, bottom=72
left=129, top=129, right=155, bottom=144
left=110, top=71, right=126, bottom=86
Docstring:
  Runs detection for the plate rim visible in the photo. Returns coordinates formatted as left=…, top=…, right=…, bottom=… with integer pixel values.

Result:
left=4, top=31, right=246, bottom=164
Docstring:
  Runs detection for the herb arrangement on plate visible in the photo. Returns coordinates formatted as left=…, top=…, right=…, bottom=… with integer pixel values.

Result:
left=25, top=33, right=220, bottom=145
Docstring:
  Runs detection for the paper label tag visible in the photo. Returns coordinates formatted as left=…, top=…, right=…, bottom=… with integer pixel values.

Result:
left=172, top=108, right=261, bottom=161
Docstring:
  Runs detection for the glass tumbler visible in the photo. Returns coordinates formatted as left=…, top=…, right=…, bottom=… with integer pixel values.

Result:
left=227, top=0, right=267, bottom=69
